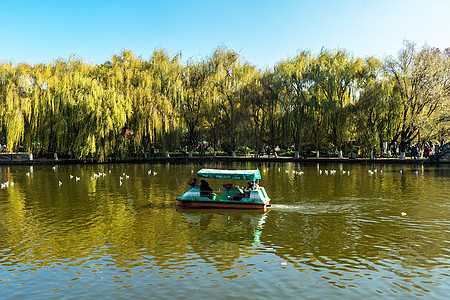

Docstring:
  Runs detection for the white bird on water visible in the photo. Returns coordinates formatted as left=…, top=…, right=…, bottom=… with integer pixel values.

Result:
left=58, top=181, right=62, bottom=186
left=76, top=177, right=80, bottom=181
left=26, top=172, right=30, bottom=177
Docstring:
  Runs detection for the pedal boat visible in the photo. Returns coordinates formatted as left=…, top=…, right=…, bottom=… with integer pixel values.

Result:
left=177, top=169, right=271, bottom=210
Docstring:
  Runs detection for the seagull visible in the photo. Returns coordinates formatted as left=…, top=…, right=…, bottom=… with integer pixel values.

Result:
left=153, top=172, right=157, bottom=176
left=76, top=177, right=80, bottom=181
left=58, top=181, right=62, bottom=186
left=26, top=172, right=30, bottom=176
left=401, top=212, right=407, bottom=216
left=126, top=175, right=129, bottom=179
left=148, top=170, right=152, bottom=175
left=52, top=166, right=56, bottom=170
left=120, top=180, right=123, bottom=185
left=70, top=175, right=74, bottom=179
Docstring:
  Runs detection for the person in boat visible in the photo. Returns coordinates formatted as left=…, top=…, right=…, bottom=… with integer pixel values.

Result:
left=243, top=181, right=253, bottom=198
left=188, top=178, right=198, bottom=188
left=199, top=180, right=213, bottom=199
left=231, top=182, right=253, bottom=200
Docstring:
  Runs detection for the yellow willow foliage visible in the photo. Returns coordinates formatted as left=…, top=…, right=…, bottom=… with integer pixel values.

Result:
left=1, top=44, right=447, bottom=158
left=98, top=49, right=182, bottom=151
left=0, top=63, right=33, bottom=150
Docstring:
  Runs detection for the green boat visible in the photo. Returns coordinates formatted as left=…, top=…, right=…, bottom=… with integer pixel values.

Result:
left=177, top=169, right=271, bottom=210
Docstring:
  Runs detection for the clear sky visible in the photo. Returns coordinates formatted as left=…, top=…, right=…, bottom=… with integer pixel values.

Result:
left=1, top=0, right=449, bottom=69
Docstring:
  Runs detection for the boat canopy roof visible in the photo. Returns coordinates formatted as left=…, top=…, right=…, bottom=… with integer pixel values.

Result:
left=197, top=169, right=261, bottom=181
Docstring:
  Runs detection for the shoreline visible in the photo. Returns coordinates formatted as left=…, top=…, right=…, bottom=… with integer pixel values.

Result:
left=0, top=154, right=446, bottom=166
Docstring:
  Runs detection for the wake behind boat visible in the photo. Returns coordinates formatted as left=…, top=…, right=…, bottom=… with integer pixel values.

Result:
left=177, top=169, right=271, bottom=210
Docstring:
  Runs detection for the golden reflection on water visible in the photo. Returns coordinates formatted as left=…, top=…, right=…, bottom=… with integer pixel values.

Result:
left=0, top=163, right=449, bottom=299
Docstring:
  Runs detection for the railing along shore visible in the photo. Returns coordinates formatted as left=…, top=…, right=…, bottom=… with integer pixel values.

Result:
left=0, top=152, right=447, bottom=165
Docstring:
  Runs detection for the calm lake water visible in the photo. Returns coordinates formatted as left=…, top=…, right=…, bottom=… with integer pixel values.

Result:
left=0, top=162, right=449, bottom=299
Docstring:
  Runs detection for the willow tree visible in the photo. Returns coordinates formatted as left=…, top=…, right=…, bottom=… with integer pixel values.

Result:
left=384, top=41, right=450, bottom=154
left=179, top=59, right=213, bottom=151
left=353, top=57, right=394, bottom=155
left=0, top=62, right=33, bottom=151
left=41, top=58, right=131, bottom=160
left=95, top=49, right=182, bottom=156
left=274, top=51, right=314, bottom=153
left=239, top=70, right=279, bottom=156
left=311, top=50, right=363, bottom=156
left=147, top=49, right=183, bottom=152
left=209, top=47, right=256, bottom=154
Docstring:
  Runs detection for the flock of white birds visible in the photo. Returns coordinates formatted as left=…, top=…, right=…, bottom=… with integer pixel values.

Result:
left=0, top=165, right=421, bottom=190
left=0, top=167, right=160, bottom=189
left=0, top=166, right=416, bottom=218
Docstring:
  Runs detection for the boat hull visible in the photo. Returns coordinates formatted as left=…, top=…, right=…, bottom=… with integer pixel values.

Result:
left=177, top=199, right=269, bottom=210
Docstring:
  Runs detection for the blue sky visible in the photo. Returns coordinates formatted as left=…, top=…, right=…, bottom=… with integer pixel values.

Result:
left=1, top=0, right=449, bottom=69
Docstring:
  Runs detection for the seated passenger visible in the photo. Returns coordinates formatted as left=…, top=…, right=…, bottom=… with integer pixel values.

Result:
left=243, top=181, right=253, bottom=198
left=231, top=182, right=253, bottom=200
left=199, top=180, right=213, bottom=199
left=188, top=178, right=198, bottom=188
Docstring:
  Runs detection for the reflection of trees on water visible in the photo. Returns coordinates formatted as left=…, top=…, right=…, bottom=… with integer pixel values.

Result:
left=0, top=163, right=448, bottom=284
left=0, top=164, right=269, bottom=276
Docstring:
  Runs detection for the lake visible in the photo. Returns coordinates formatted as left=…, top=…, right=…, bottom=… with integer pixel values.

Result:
left=0, top=162, right=449, bottom=299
